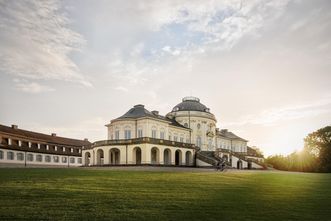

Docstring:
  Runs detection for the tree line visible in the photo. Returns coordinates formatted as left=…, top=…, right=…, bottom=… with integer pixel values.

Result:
left=266, top=125, right=331, bottom=173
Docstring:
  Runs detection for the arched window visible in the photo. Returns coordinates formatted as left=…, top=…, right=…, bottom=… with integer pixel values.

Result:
left=7, top=151, right=14, bottom=160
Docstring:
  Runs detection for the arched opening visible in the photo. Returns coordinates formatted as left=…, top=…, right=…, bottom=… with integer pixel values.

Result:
left=96, top=149, right=104, bottom=166
left=237, top=160, right=243, bottom=169
left=151, top=147, right=159, bottom=165
left=164, top=149, right=171, bottom=165
left=175, top=150, right=182, bottom=166
left=248, top=160, right=252, bottom=170
left=133, top=147, right=142, bottom=164
left=109, top=148, right=121, bottom=165
left=84, top=152, right=91, bottom=166
left=185, top=151, right=192, bottom=166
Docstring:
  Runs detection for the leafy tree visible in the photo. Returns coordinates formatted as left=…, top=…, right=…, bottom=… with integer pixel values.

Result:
left=304, top=126, right=331, bottom=172
left=266, top=125, right=331, bottom=172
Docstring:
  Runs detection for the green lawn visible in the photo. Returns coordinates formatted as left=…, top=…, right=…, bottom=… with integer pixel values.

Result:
left=0, top=168, right=330, bottom=221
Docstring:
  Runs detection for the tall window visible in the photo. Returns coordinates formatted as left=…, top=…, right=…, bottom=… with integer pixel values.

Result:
left=174, top=136, right=178, bottom=142
left=62, top=157, right=67, bottom=163
left=152, top=129, right=157, bottom=138
left=160, top=131, right=165, bottom=139
left=17, top=153, right=24, bottom=161
left=27, top=154, right=33, bottom=161
left=196, top=137, right=202, bottom=147
left=36, top=155, right=42, bottom=162
left=7, top=152, right=14, bottom=160
left=45, top=155, right=51, bottom=162
left=0, top=150, right=3, bottom=160
left=138, top=129, right=143, bottom=138
left=115, top=130, right=120, bottom=139
left=70, top=157, right=75, bottom=164
left=53, top=156, right=59, bottom=163
left=180, top=137, right=184, bottom=142
left=208, top=139, right=212, bottom=150
left=124, top=130, right=131, bottom=139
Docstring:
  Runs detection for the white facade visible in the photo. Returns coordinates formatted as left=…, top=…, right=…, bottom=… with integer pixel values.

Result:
left=107, top=118, right=190, bottom=142
left=82, top=143, right=194, bottom=166
left=83, top=97, right=264, bottom=169
left=0, top=148, right=82, bottom=167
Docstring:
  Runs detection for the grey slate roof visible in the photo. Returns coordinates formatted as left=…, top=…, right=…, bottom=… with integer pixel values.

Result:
left=115, top=104, right=188, bottom=129
left=0, top=124, right=90, bottom=147
left=217, top=129, right=248, bottom=142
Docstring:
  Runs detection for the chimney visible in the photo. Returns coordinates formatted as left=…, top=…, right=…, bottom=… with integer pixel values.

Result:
left=84, top=138, right=88, bottom=141
left=152, top=110, right=159, bottom=115
left=11, top=124, right=18, bottom=129
left=51, top=133, right=56, bottom=137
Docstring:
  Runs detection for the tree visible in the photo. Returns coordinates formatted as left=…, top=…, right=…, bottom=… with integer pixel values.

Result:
left=304, top=126, right=331, bottom=172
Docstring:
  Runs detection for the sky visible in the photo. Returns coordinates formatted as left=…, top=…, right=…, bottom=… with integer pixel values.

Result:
left=0, top=0, right=330, bottom=156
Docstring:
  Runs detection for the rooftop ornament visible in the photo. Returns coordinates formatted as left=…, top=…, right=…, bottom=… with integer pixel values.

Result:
left=182, top=96, right=200, bottom=102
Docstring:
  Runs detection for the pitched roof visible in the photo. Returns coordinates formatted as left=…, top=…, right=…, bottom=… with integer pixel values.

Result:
left=217, top=129, right=248, bottom=142
left=0, top=124, right=90, bottom=147
left=114, top=104, right=188, bottom=129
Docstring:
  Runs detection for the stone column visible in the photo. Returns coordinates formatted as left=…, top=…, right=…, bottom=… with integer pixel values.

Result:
left=104, top=147, right=110, bottom=165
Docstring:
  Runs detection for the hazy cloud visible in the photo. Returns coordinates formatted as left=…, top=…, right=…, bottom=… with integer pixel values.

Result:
left=0, top=0, right=91, bottom=88
left=224, top=97, right=331, bottom=127
left=14, top=79, right=55, bottom=94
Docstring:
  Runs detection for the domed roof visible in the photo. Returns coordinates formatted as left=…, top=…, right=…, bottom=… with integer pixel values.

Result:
left=172, top=97, right=211, bottom=112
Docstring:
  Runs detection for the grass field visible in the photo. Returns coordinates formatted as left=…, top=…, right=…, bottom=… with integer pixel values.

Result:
left=0, top=168, right=330, bottom=221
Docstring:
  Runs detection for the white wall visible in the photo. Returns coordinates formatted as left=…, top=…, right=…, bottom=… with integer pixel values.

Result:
left=107, top=118, right=190, bottom=142
left=0, top=148, right=82, bottom=167
left=82, top=144, right=195, bottom=166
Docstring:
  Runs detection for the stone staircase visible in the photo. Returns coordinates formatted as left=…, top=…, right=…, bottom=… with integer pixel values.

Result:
left=196, top=151, right=231, bottom=170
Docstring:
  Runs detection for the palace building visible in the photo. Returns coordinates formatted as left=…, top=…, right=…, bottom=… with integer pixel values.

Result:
left=0, top=124, right=90, bottom=167
left=83, top=97, right=264, bottom=169
left=0, top=97, right=264, bottom=169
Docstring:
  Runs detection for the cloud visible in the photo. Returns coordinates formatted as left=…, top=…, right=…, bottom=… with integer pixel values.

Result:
left=223, top=97, right=331, bottom=127
left=114, top=86, right=129, bottom=92
left=26, top=117, right=107, bottom=141
left=14, top=79, right=55, bottom=94
left=0, top=0, right=91, bottom=88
